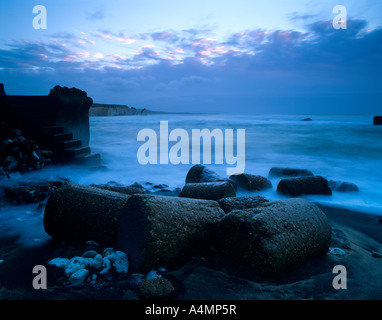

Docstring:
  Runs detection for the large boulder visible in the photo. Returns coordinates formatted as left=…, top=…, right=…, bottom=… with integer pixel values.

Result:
left=216, top=198, right=332, bottom=276
left=268, top=167, right=314, bottom=178
left=44, top=183, right=131, bottom=245
left=217, top=196, right=269, bottom=214
left=90, top=184, right=144, bottom=195
left=179, top=182, right=236, bottom=200
left=117, top=194, right=224, bottom=272
left=374, top=116, right=382, bottom=125
left=229, top=173, right=272, bottom=191
left=277, top=176, right=332, bottom=197
left=185, top=164, right=235, bottom=188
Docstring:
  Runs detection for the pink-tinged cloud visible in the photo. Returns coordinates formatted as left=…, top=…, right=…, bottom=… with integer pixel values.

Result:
left=93, top=52, right=104, bottom=59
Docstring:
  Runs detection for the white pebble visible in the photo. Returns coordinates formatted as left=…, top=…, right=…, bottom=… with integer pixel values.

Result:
left=146, top=269, right=162, bottom=281
left=65, top=257, right=92, bottom=277
left=329, top=248, right=346, bottom=256
left=48, top=258, right=70, bottom=269
left=69, top=269, right=89, bottom=284
left=90, top=254, right=103, bottom=270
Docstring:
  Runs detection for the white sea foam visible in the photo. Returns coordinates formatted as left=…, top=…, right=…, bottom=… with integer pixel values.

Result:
left=1, top=113, right=382, bottom=246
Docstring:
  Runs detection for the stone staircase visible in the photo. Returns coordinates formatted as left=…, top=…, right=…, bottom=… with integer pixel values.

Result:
left=37, top=124, right=102, bottom=166
left=2, top=85, right=102, bottom=167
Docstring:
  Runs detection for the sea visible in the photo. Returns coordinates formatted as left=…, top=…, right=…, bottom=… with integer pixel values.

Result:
left=1, top=113, right=382, bottom=246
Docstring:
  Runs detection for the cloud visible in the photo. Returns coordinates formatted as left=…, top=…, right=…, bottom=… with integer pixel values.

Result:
left=87, top=9, right=106, bottom=21
left=0, top=19, right=381, bottom=114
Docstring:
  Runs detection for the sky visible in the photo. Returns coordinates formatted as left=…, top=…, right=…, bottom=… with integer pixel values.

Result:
left=0, top=0, right=381, bottom=114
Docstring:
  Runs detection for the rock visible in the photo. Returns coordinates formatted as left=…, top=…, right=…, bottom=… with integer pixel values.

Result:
left=301, top=118, right=313, bottom=121
left=216, top=198, right=332, bottom=276
left=229, top=174, right=272, bottom=191
left=373, top=116, right=382, bottom=125
left=217, top=196, right=269, bottom=214
left=117, top=194, right=224, bottom=272
left=146, top=270, right=162, bottom=281
left=4, top=155, right=18, bottom=171
left=0, top=83, right=5, bottom=95
left=102, top=248, right=129, bottom=274
left=179, top=182, right=236, bottom=200
left=48, top=258, right=70, bottom=269
left=277, top=176, right=332, bottom=197
left=69, top=269, right=89, bottom=284
left=64, top=257, right=92, bottom=277
left=138, top=278, right=175, bottom=300
left=89, top=254, right=103, bottom=270
left=268, top=167, right=314, bottom=178
left=3, top=180, right=65, bottom=203
left=44, top=183, right=131, bottom=245
left=49, top=85, right=87, bottom=97
left=329, top=248, right=346, bottom=256
left=185, top=164, right=235, bottom=188
left=82, top=250, right=99, bottom=258
left=90, top=184, right=144, bottom=195
left=328, top=180, right=359, bottom=192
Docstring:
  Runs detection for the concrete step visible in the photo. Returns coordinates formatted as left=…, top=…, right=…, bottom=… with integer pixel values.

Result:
left=63, top=146, right=91, bottom=157
left=52, top=133, right=73, bottom=143
left=55, top=139, right=82, bottom=150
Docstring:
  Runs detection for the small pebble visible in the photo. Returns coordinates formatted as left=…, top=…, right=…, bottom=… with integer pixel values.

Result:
left=329, top=248, right=346, bottom=256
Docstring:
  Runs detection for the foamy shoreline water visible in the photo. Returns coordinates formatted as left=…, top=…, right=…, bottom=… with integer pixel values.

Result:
left=1, top=113, right=382, bottom=247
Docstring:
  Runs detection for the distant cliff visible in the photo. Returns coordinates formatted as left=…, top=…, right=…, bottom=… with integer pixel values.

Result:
left=90, top=103, right=148, bottom=116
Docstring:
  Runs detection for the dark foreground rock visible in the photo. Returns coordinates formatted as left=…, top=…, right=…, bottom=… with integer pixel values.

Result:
left=185, top=164, right=235, bottom=188
left=138, top=277, right=175, bottom=300
left=269, top=167, right=314, bottom=178
left=277, top=176, right=332, bottom=197
left=44, top=183, right=131, bottom=245
left=4, top=179, right=68, bottom=204
left=117, top=194, right=224, bottom=272
left=374, top=116, right=382, bottom=125
left=217, top=196, right=269, bottom=214
left=328, top=180, right=359, bottom=192
left=216, top=198, right=332, bottom=276
left=90, top=184, right=144, bottom=195
left=229, top=173, right=272, bottom=191
left=179, top=182, right=236, bottom=200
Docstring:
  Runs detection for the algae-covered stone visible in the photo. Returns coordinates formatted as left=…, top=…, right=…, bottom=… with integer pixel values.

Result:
left=117, top=194, right=224, bottom=271
left=229, top=173, right=272, bottom=191
left=179, top=182, right=236, bottom=200
left=217, top=198, right=332, bottom=276
left=44, top=183, right=131, bottom=245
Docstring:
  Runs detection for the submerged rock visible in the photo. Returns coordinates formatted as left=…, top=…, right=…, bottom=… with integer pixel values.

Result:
left=373, top=116, right=382, bottom=125
left=268, top=167, right=314, bottom=178
left=179, top=181, right=236, bottom=200
left=229, top=173, right=272, bottom=191
left=185, top=164, right=235, bottom=188
left=216, top=198, right=332, bottom=276
left=328, top=180, right=359, bottom=192
left=277, top=176, right=332, bottom=197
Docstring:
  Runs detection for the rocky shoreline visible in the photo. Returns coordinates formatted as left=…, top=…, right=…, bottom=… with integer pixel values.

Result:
left=1, top=164, right=378, bottom=300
